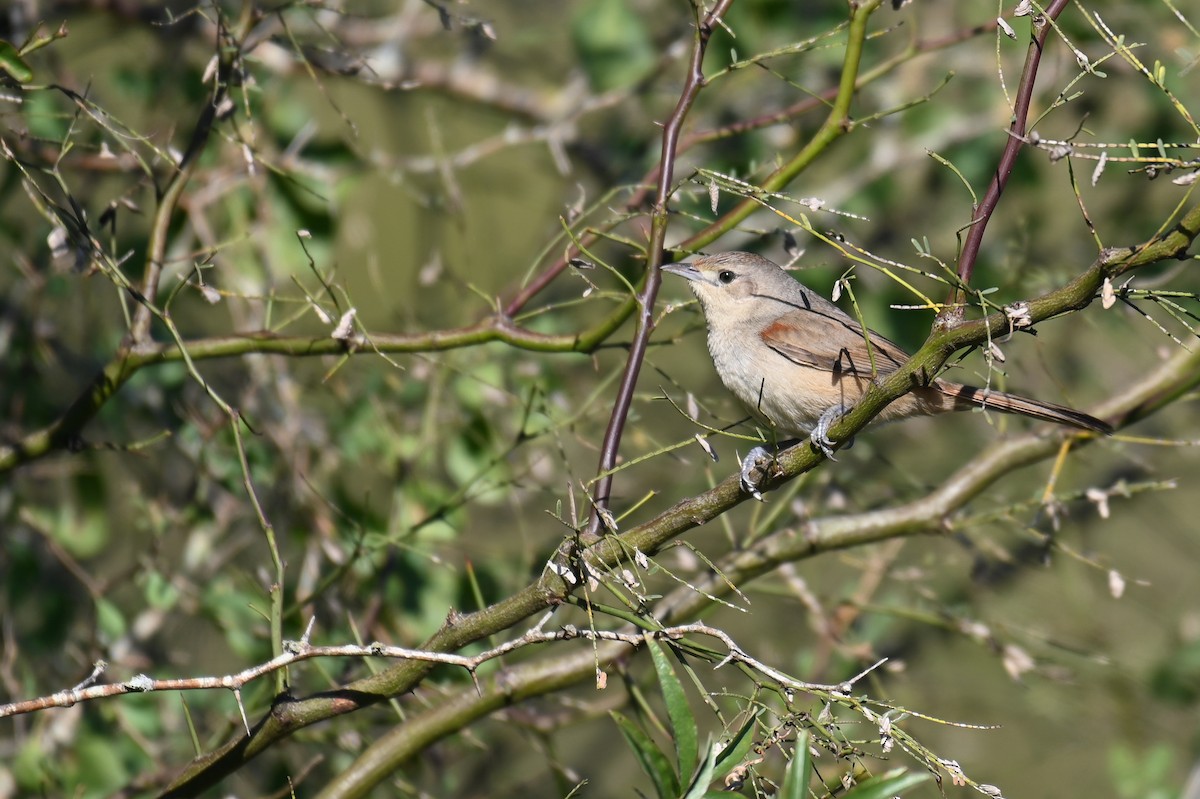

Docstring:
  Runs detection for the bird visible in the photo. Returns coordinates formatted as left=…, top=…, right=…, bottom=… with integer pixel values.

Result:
left=661, top=251, right=1112, bottom=494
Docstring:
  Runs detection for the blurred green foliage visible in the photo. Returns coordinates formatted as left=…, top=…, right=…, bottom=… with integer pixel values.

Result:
left=0, top=1, right=1197, bottom=798
left=572, top=0, right=655, bottom=91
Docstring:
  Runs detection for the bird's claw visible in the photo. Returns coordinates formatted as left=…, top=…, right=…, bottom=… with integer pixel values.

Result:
left=742, top=408, right=847, bottom=496
left=739, top=445, right=774, bottom=500
left=809, top=404, right=847, bottom=460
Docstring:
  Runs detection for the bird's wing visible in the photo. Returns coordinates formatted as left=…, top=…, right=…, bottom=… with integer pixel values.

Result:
left=759, top=306, right=911, bottom=378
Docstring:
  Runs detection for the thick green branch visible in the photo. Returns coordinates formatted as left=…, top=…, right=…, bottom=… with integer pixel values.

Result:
left=689, top=0, right=884, bottom=248
left=0, top=300, right=634, bottom=474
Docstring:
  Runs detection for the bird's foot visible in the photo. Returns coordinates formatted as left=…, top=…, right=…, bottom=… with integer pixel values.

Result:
left=810, top=403, right=848, bottom=460
left=739, top=445, right=774, bottom=500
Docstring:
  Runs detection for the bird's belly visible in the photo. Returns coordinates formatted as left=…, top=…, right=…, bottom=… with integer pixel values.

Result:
left=705, top=329, right=951, bottom=437
left=710, top=349, right=855, bottom=437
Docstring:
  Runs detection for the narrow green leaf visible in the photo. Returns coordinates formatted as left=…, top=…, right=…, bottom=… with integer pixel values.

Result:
left=779, top=730, right=812, bottom=799
left=679, top=738, right=720, bottom=799
left=841, top=769, right=931, bottom=799
left=611, top=710, right=680, bottom=799
left=648, top=640, right=699, bottom=779
left=0, top=41, right=33, bottom=83
left=712, top=709, right=760, bottom=778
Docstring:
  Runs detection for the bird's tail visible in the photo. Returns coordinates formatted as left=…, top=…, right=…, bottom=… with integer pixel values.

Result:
left=941, top=383, right=1113, bottom=435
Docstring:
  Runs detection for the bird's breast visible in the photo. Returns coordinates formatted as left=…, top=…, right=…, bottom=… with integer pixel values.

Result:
left=705, top=325, right=833, bottom=436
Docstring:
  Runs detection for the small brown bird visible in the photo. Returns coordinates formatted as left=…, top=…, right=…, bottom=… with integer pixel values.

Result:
left=663, top=251, right=1111, bottom=491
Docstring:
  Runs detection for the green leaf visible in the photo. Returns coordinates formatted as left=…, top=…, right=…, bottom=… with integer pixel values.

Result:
left=611, top=709, right=680, bottom=799
left=679, top=738, right=720, bottom=799
left=1150, top=638, right=1200, bottom=704
left=0, top=40, right=33, bottom=83
left=712, top=709, right=760, bottom=778
left=841, top=769, right=931, bottom=799
left=12, top=738, right=50, bottom=791
left=95, top=596, right=127, bottom=643
left=1110, top=742, right=1176, bottom=799
left=141, top=569, right=181, bottom=611
left=648, top=640, right=699, bottom=779
left=779, top=731, right=812, bottom=799
left=74, top=731, right=132, bottom=794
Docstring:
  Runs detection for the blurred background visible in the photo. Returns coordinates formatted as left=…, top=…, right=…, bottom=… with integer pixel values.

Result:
left=0, top=1, right=1197, bottom=797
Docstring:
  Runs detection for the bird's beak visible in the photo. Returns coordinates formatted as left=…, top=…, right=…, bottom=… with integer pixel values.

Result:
left=661, top=261, right=702, bottom=282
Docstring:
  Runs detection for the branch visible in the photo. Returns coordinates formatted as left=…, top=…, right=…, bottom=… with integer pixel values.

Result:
left=681, top=0, right=885, bottom=251
left=585, top=0, right=736, bottom=537
left=0, top=302, right=635, bottom=474
left=130, top=15, right=244, bottom=344
left=315, top=628, right=888, bottom=799
left=941, top=0, right=1071, bottom=323
left=3, top=622, right=853, bottom=721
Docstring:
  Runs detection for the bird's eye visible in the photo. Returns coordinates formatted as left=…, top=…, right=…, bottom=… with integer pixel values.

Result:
left=717, top=270, right=736, bottom=284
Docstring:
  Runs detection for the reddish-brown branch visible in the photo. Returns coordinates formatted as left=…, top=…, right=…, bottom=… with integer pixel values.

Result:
left=584, top=0, right=736, bottom=537
left=941, top=0, right=1071, bottom=325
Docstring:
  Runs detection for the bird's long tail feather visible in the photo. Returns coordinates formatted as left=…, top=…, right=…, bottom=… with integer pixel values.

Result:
left=941, top=383, right=1113, bottom=434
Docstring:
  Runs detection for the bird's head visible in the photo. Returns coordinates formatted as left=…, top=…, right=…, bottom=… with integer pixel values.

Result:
left=662, top=251, right=806, bottom=323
